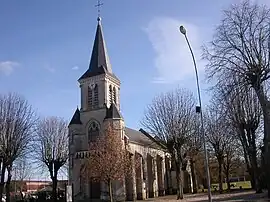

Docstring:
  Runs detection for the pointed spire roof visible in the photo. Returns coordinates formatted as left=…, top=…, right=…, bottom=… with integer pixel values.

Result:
left=79, top=18, right=113, bottom=80
left=104, top=103, right=122, bottom=120
left=69, top=107, right=82, bottom=126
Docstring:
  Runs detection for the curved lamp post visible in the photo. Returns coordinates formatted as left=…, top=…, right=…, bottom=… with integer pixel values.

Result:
left=179, top=25, right=212, bottom=202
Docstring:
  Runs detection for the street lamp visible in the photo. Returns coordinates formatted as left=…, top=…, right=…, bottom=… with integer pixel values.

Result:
left=179, top=25, right=212, bottom=202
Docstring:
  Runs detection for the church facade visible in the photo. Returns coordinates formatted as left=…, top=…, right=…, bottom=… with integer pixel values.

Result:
left=68, top=18, right=192, bottom=201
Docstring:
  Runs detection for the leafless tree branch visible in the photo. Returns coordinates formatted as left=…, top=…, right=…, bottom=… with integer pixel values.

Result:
left=33, top=116, right=68, bottom=202
left=0, top=93, right=36, bottom=202
left=141, top=87, right=199, bottom=199
left=203, top=0, right=270, bottom=195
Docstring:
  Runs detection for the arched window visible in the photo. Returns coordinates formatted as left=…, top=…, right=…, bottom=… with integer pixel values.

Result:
left=88, top=121, right=100, bottom=142
left=109, top=85, right=113, bottom=104
left=94, top=84, right=99, bottom=107
left=113, top=87, right=117, bottom=104
left=88, top=87, right=93, bottom=109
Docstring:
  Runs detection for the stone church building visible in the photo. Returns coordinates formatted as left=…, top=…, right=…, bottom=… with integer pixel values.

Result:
left=68, top=17, right=192, bottom=201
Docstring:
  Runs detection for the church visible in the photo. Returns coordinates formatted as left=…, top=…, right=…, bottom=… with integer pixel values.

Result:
left=68, top=17, right=192, bottom=201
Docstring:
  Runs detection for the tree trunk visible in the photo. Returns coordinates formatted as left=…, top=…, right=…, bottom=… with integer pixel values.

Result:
left=190, top=159, right=198, bottom=194
left=108, top=179, right=113, bottom=202
left=6, top=166, right=12, bottom=202
left=218, top=159, right=223, bottom=194
left=248, top=167, right=256, bottom=190
left=253, top=85, right=270, bottom=197
left=226, top=170, right=230, bottom=191
left=260, top=147, right=267, bottom=189
left=52, top=176, right=58, bottom=202
left=165, top=164, right=173, bottom=194
left=242, top=142, right=251, bottom=177
left=238, top=122, right=262, bottom=191
left=176, top=161, right=183, bottom=200
left=49, top=166, right=59, bottom=202
left=250, top=147, right=261, bottom=193
left=0, top=162, right=6, bottom=201
left=262, top=116, right=270, bottom=197
left=169, top=169, right=173, bottom=194
left=245, top=127, right=261, bottom=193
left=247, top=149, right=256, bottom=190
left=244, top=159, right=256, bottom=190
left=20, top=190, right=24, bottom=200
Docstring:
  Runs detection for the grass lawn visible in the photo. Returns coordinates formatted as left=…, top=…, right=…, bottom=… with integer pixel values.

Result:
left=209, top=181, right=252, bottom=191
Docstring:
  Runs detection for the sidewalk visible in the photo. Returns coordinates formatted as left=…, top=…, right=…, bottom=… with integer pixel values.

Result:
left=137, top=191, right=270, bottom=202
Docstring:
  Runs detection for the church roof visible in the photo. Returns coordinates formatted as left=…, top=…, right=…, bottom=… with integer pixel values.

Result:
left=79, top=19, right=113, bottom=80
left=104, top=103, right=122, bottom=119
left=125, top=127, right=166, bottom=149
left=69, top=108, right=82, bottom=125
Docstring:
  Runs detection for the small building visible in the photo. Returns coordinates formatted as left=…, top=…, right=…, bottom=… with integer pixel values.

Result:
left=11, top=180, right=68, bottom=193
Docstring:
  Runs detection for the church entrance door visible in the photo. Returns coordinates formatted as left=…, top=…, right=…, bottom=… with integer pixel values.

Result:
left=90, top=181, right=101, bottom=199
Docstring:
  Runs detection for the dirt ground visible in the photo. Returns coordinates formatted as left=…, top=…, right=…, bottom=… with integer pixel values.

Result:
left=142, top=190, right=270, bottom=202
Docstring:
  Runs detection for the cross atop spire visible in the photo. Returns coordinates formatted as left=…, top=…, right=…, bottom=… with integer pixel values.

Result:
left=95, top=0, right=103, bottom=21
left=78, top=7, right=116, bottom=81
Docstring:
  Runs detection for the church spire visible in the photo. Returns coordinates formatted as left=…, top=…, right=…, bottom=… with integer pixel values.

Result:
left=79, top=17, right=113, bottom=80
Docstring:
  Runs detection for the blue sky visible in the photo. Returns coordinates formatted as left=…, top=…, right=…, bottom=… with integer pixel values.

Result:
left=0, top=0, right=268, bottom=132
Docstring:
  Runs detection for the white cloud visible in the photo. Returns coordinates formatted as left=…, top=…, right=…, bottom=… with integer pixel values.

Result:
left=144, top=17, right=206, bottom=84
left=0, top=61, right=20, bottom=76
left=72, top=66, right=79, bottom=70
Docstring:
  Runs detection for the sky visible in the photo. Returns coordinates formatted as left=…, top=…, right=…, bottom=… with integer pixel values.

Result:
left=1, top=0, right=270, bottom=181
left=1, top=1, right=270, bottom=131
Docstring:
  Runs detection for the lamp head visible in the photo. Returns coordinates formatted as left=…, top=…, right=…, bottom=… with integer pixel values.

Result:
left=179, top=25, right=186, bottom=35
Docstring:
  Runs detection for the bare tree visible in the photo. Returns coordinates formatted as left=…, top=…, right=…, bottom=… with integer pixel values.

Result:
left=213, top=84, right=262, bottom=192
left=203, top=0, right=270, bottom=195
left=205, top=107, right=235, bottom=194
left=34, top=117, right=69, bottom=202
left=141, top=88, right=196, bottom=200
left=0, top=93, right=36, bottom=202
left=10, top=156, right=32, bottom=200
left=13, top=157, right=32, bottom=192
left=83, top=123, right=131, bottom=202
left=185, top=115, right=203, bottom=194
left=223, top=141, right=242, bottom=191
left=192, top=151, right=208, bottom=190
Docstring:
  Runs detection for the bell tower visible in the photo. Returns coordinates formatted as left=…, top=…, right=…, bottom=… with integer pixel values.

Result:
left=69, top=16, right=123, bottom=144
left=78, top=17, right=121, bottom=112
left=69, top=15, right=125, bottom=201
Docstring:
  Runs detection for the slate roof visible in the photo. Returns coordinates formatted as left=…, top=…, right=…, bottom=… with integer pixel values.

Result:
left=79, top=19, right=114, bottom=81
left=125, top=127, right=166, bottom=149
left=104, top=103, right=122, bottom=119
left=69, top=108, right=82, bottom=126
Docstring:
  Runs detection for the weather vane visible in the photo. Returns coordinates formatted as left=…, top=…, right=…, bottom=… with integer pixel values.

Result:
left=95, top=0, right=103, bottom=20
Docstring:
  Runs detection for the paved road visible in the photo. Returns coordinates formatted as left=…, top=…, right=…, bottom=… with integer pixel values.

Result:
left=141, top=191, right=270, bottom=202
